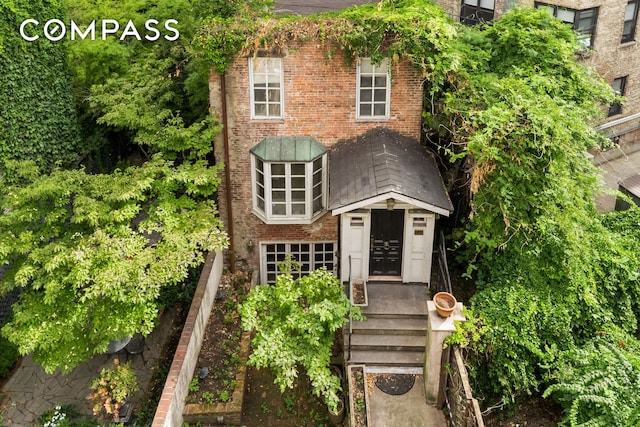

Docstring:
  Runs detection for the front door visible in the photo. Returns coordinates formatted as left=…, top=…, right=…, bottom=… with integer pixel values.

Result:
left=369, top=209, right=404, bottom=276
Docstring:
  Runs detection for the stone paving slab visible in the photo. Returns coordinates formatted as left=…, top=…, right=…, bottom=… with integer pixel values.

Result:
left=1, top=307, right=178, bottom=427
left=364, top=368, right=447, bottom=427
left=594, top=145, right=640, bottom=212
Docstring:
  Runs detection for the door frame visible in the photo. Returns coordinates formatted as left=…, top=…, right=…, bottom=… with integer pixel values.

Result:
left=340, top=202, right=437, bottom=284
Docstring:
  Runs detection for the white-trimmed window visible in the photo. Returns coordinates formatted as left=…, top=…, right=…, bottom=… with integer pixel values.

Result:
left=249, top=57, right=283, bottom=119
left=357, top=58, right=390, bottom=119
left=536, top=3, right=598, bottom=49
left=261, top=242, right=337, bottom=284
left=251, top=136, right=327, bottom=224
left=460, top=0, right=495, bottom=25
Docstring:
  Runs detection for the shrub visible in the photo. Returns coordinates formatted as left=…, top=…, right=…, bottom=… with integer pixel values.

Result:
left=0, top=335, right=19, bottom=378
left=239, top=262, right=363, bottom=412
left=544, top=334, right=640, bottom=426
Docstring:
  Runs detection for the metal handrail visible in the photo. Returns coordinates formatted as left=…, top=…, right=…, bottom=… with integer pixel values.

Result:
left=347, top=255, right=353, bottom=362
left=437, top=230, right=453, bottom=295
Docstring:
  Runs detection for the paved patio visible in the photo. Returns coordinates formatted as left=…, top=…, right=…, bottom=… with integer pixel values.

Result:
left=365, top=367, right=447, bottom=427
left=0, top=307, right=178, bottom=426
left=593, top=143, right=640, bottom=211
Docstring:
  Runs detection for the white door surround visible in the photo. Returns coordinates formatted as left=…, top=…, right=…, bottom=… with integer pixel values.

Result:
left=340, top=202, right=436, bottom=284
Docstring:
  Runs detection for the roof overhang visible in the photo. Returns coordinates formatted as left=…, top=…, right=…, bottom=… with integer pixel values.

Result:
left=331, top=191, right=451, bottom=216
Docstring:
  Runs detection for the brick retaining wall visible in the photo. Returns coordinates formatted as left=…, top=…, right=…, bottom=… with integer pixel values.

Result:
left=151, top=251, right=223, bottom=427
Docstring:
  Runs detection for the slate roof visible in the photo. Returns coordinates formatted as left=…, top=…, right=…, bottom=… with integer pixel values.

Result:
left=274, top=0, right=376, bottom=15
left=329, top=127, right=453, bottom=215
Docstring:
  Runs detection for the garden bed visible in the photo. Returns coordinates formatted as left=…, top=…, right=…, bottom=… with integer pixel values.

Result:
left=351, top=280, right=368, bottom=306
left=348, top=364, right=368, bottom=427
left=182, top=271, right=250, bottom=425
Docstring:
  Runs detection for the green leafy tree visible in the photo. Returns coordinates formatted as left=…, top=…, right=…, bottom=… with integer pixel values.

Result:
left=433, top=9, right=640, bottom=408
left=0, top=157, right=227, bottom=373
left=0, top=0, right=229, bottom=374
left=239, top=264, right=363, bottom=411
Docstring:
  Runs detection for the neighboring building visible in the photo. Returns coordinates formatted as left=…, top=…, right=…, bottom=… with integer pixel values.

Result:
left=210, top=37, right=453, bottom=285
left=448, top=0, right=640, bottom=150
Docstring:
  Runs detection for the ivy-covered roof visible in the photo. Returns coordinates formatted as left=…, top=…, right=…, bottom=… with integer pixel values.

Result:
left=274, top=0, right=376, bottom=15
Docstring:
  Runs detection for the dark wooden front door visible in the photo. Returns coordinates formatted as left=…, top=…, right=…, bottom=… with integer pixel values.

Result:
left=369, top=209, right=404, bottom=276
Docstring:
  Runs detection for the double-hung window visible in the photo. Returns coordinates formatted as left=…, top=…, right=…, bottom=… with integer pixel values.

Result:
left=357, top=58, right=390, bottom=120
left=608, top=76, right=627, bottom=117
left=623, top=0, right=639, bottom=43
left=251, top=136, right=327, bottom=224
left=249, top=57, right=283, bottom=119
left=460, top=0, right=495, bottom=25
left=536, top=3, right=598, bottom=49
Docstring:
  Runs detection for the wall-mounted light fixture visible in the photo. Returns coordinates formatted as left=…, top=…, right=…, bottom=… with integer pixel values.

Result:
left=386, top=198, right=395, bottom=211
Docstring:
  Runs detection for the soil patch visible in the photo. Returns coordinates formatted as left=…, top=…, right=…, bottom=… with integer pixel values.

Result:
left=242, top=366, right=344, bottom=427
left=352, top=280, right=366, bottom=305
left=188, top=272, right=250, bottom=405
left=348, top=366, right=367, bottom=427
left=483, top=397, right=564, bottom=427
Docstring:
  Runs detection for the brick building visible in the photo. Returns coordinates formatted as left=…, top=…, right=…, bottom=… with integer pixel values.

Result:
left=210, top=38, right=453, bottom=284
left=450, top=0, right=640, bottom=148
left=211, top=0, right=640, bottom=281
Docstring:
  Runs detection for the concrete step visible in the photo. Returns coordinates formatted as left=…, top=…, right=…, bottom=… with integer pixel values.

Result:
left=351, top=317, right=427, bottom=335
left=362, top=283, right=429, bottom=317
left=348, top=350, right=425, bottom=366
left=349, top=334, right=426, bottom=351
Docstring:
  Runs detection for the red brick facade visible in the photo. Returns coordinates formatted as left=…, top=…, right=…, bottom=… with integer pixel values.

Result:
left=210, top=41, right=424, bottom=273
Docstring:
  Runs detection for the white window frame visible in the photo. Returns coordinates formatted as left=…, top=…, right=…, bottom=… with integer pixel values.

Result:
left=260, top=241, right=337, bottom=285
left=356, top=58, right=391, bottom=120
left=249, top=57, right=284, bottom=120
left=251, top=154, right=327, bottom=224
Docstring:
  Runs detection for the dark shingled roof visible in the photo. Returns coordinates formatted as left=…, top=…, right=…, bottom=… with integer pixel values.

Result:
left=274, top=0, right=376, bottom=15
left=329, top=128, right=453, bottom=215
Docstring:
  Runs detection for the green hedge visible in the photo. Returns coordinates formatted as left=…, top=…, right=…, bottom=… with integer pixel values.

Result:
left=0, top=0, right=82, bottom=172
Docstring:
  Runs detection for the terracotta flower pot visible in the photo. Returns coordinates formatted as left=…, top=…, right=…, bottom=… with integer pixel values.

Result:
left=433, top=292, right=457, bottom=318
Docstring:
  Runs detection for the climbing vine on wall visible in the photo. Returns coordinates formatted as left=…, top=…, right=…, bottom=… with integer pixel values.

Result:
left=0, top=0, right=82, bottom=172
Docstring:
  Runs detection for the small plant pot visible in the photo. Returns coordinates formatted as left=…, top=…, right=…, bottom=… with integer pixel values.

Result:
left=328, top=397, right=345, bottom=425
left=433, top=292, right=457, bottom=318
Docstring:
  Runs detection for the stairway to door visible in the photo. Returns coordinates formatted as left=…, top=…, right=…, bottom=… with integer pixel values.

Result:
left=346, top=282, right=429, bottom=368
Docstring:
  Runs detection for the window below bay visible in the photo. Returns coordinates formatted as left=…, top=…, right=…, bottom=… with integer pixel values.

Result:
left=261, top=242, right=337, bottom=285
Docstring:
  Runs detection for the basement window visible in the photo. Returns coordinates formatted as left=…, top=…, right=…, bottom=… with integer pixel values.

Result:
left=261, top=242, right=337, bottom=284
